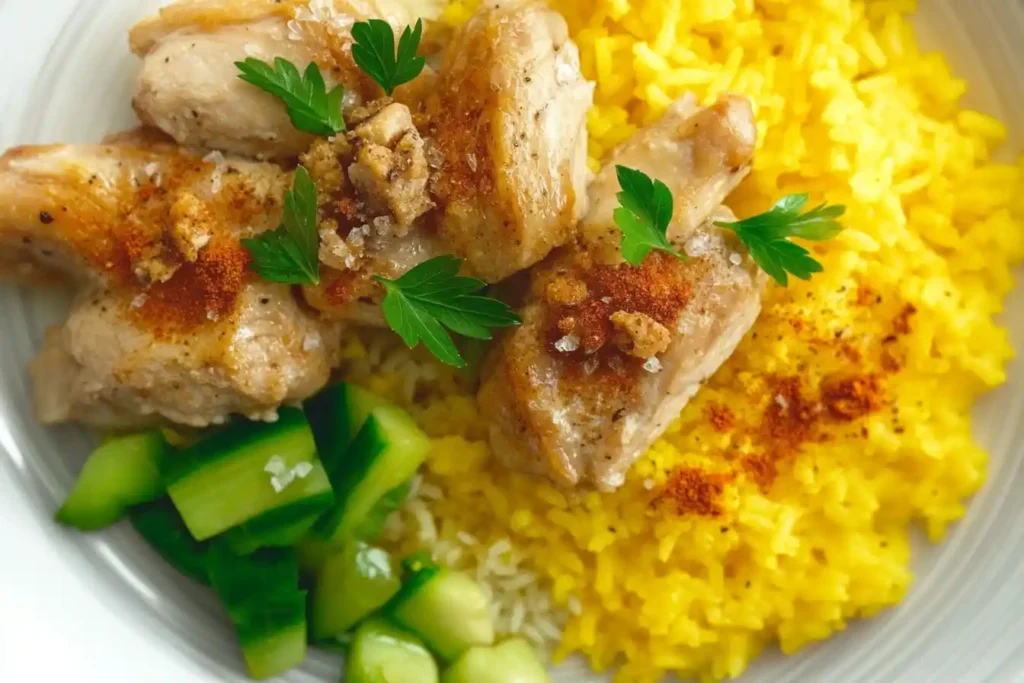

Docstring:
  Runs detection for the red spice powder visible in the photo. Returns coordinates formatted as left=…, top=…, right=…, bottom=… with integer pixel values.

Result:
left=706, top=402, right=735, bottom=433
left=821, top=374, right=885, bottom=422
left=134, top=241, right=249, bottom=336
left=659, top=468, right=734, bottom=517
left=893, top=304, right=917, bottom=335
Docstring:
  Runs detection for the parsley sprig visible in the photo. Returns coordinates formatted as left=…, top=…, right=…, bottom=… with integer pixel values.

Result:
left=715, top=194, right=846, bottom=286
left=241, top=167, right=321, bottom=286
left=374, top=255, right=520, bottom=368
left=352, top=19, right=426, bottom=96
left=613, top=166, right=687, bottom=266
left=235, top=58, right=345, bottom=136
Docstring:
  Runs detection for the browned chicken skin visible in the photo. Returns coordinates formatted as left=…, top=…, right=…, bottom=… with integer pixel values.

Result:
left=0, top=138, right=341, bottom=429
left=479, top=96, right=765, bottom=490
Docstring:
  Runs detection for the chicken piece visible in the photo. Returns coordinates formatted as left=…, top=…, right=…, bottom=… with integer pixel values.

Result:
left=0, top=139, right=339, bottom=429
left=0, top=138, right=287, bottom=288
left=479, top=96, right=764, bottom=489
left=130, top=0, right=424, bottom=160
left=32, top=281, right=341, bottom=429
left=427, top=0, right=594, bottom=282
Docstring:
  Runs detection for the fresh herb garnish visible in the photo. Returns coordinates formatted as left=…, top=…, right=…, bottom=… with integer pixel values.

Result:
left=613, top=166, right=687, bottom=266
left=373, top=255, right=520, bottom=368
left=715, top=194, right=846, bottom=286
left=235, top=58, right=345, bottom=136
left=351, top=19, right=426, bottom=97
left=241, top=167, right=321, bottom=286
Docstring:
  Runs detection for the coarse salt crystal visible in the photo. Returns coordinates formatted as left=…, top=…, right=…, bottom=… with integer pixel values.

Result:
left=467, top=152, right=478, bottom=172
left=292, top=461, right=314, bottom=479
left=554, top=335, right=579, bottom=353
left=303, top=334, right=321, bottom=352
left=601, top=296, right=613, bottom=304
left=244, top=43, right=263, bottom=57
left=203, top=150, right=226, bottom=165
left=207, top=310, right=220, bottom=322
left=643, top=356, right=662, bottom=373
left=236, top=327, right=255, bottom=341
left=264, top=456, right=288, bottom=476
left=130, top=293, right=148, bottom=309
left=729, top=252, right=743, bottom=266
left=643, top=478, right=655, bottom=490
left=775, top=394, right=789, bottom=410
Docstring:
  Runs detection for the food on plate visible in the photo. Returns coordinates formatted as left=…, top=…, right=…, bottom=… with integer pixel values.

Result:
left=5, top=0, right=1023, bottom=681
left=480, top=95, right=768, bottom=489
left=130, top=0, right=421, bottom=159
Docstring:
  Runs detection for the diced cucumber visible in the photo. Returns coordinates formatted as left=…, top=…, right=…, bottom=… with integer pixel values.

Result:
left=165, top=408, right=333, bottom=541
left=441, top=639, right=549, bottom=683
left=310, top=542, right=401, bottom=639
left=353, top=480, right=411, bottom=540
left=233, top=591, right=308, bottom=680
left=389, top=565, right=495, bottom=662
left=313, top=405, right=430, bottom=543
left=55, top=432, right=168, bottom=530
left=347, top=619, right=439, bottom=683
left=222, top=492, right=335, bottom=555
left=208, top=544, right=307, bottom=680
left=304, top=383, right=389, bottom=474
left=130, top=498, right=209, bottom=585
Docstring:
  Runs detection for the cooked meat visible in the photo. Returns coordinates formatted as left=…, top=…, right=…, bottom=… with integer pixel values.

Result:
left=427, top=0, right=594, bottom=282
left=33, top=281, right=340, bottom=429
left=0, top=139, right=340, bottom=429
left=0, top=138, right=287, bottom=288
left=479, top=95, right=765, bottom=490
left=130, top=0, right=423, bottom=160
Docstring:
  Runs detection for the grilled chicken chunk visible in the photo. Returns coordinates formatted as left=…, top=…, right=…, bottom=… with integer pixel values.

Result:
left=32, top=281, right=340, bottom=429
left=0, top=139, right=340, bottom=428
left=130, top=0, right=419, bottom=160
left=479, top=96, right=764, bottom=489
left=428, top=0, right=594, bottom=282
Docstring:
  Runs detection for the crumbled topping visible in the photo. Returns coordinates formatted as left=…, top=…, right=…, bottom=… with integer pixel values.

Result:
left=169, top=193, right=214, bottom=262
left=303, top=333, right=322, bottom=351
left=544, top=275, right=589, bottom=306
left=610, top=311, right=672, bottom=358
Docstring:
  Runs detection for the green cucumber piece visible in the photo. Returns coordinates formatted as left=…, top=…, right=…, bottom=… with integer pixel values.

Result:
left=304, top=383, right=388, bottom=474
left=310, top=542, right=401, bottom=639
left=389, top=566, right=495, bottom=662
left=130, top=498, right=209, bottom=585
left=347, top=619, right=439, bottom=683
left=165, top=408, right=333, bottom=541
left=207, top=544, right=307, bottom=679
left=353, top=480, right=410, bottom=540
left=441, top=639, right=548, bottom=683
left=222, top=492, right=335, bottom=555
left=233, top=591, right=308, bottom=680
left=56, top=432, right=168, bottom=530
left=314, top=405, right=430, bottom=543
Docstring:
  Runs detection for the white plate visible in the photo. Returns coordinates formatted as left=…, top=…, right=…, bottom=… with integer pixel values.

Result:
left=1, top=1, right=1023, bottom=682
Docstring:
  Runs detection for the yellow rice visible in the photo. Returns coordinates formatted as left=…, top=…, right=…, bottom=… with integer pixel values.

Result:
left=352, top=0, right=1024, bottom=680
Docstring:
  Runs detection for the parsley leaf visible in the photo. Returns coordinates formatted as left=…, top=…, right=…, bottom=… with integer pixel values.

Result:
left=241, top=167, right=321, bottom=286
left=612, top=166, right=686, bottom=266
left=373, top=255, right=520, bottom=368
left=715, top=193, right=846, bottom=286
left=351, top=19, right=426, bottom=96
left=235, top=57, right=345, bottom=136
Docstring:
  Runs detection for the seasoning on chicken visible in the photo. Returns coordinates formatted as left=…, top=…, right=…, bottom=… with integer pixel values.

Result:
left=426, top=0, right=594, bottom=282
left=0, top=139, right=341, bottom=428
left=479, top=96, right=765, bottom=490
left=296, top=98, right=441, bottom=324
left=129, top=0, right=424, bottom=160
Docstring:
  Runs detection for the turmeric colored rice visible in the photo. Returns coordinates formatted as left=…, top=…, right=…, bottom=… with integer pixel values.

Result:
left=353, top=0, right=1024, bottom=680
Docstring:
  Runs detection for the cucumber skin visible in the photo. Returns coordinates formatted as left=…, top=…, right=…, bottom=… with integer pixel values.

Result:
left=223, top=491, right=335, bottom=555
left=304, top=383, right=386, bottom=475
left=389, top=567, right=496, bottom=663
left=441, top=639, right=549, bottom=683
left=313, top=408, right=430, bottom=542
left=56, top=432, right=168, bottom=531
left=238, top=621, right=307, bottom=681
left=347, top=619, right=439, bottom=683
left=310, top=542, right=401, bottom=640
left=130, top=498, right=209, bottom=585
